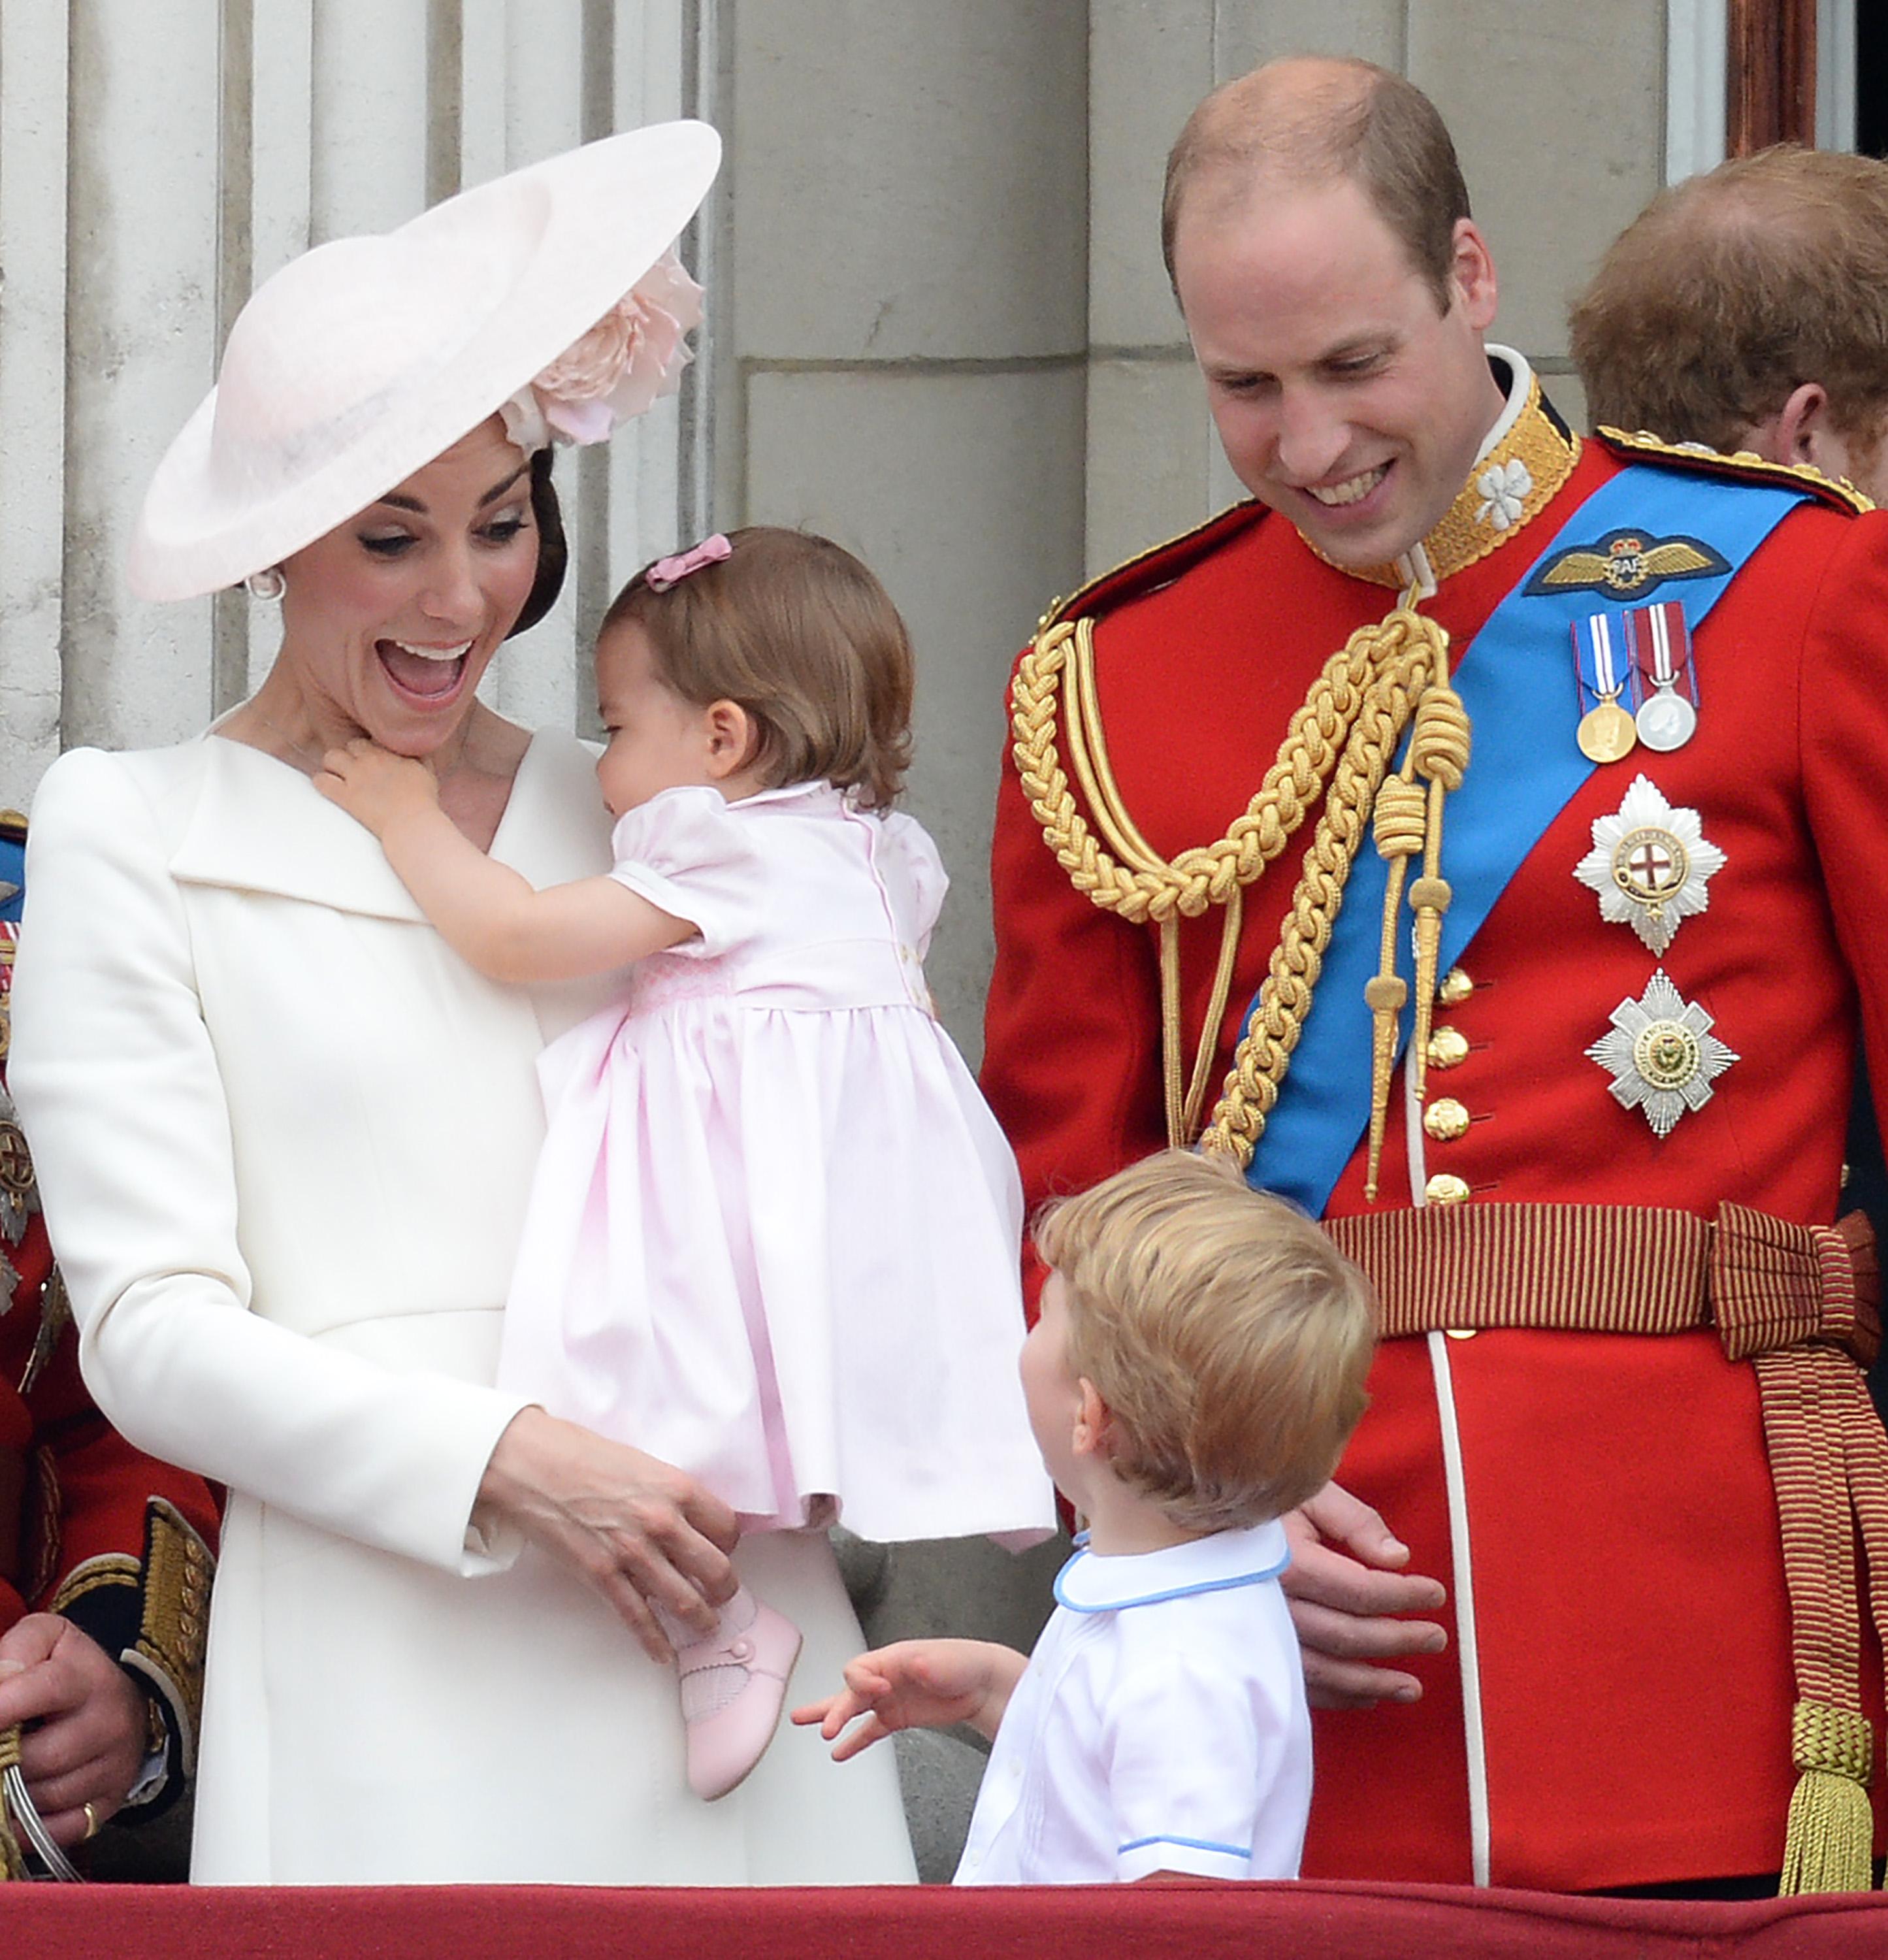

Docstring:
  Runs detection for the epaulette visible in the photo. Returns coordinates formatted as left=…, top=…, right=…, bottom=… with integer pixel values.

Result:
left=1597, top=427, right=1874, bottom=516
left=1034, top=500, right=1265, bottom=636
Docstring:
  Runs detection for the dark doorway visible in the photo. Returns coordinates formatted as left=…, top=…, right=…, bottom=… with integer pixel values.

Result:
left=1859, top=8, right=1888, bottom=155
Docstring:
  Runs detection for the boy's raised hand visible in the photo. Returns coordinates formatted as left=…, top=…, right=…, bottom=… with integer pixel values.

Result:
left=790, top=1637, right=1024, bottom=1757
left=316, top=736, right=442, bottom=836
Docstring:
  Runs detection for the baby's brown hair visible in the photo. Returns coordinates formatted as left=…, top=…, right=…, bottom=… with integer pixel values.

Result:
left=1035, top=1150, right=1376, bottom=1532
left=603, top=526, right=913, bottom=808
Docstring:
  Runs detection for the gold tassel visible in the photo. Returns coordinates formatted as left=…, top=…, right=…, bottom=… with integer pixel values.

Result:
left=1405, top=673, right=1470, bottom=1096
left=1362, top=616, right=1469, bottom=1200
left=1777, top=1699, right=1876, bottom=1895
left=1365, top=776, right=1425, bottom=1199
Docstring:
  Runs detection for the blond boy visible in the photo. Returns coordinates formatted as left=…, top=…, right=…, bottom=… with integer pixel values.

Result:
left=794, top=1151, right=1376, bottom=1884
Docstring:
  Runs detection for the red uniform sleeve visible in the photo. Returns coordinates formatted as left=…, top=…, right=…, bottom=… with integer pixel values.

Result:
left=980, top=660, right=1169, bottom=1315
left=1800, top=508, right=1888, bottom=1112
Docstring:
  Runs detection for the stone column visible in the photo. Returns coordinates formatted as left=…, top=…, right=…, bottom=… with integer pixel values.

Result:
left=0, top=0, right=692, bottom=792
left=719, top=0, right=1090, bottom=1059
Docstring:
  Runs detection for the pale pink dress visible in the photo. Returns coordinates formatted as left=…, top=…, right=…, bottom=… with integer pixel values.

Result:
left=498, top=780, right=1056, bottom=1544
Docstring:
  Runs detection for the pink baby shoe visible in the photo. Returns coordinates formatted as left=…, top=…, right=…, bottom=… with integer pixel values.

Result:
left=674, top=1598, right=805, bottom=1801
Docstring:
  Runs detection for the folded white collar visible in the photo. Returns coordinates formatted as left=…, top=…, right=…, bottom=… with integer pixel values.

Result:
left=167, top=727, right=604, bottom=919
left=1054, top=1517, right=1290, bottom=1614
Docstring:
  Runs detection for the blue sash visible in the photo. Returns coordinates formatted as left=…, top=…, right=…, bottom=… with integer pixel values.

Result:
left=1240, top=465, right=1805, bottom=1213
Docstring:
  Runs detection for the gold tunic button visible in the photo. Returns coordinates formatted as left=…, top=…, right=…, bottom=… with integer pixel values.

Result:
left=1422, top=1098, right=1471, bottom=1143
left=1424, top=1172, right=1472, bottom=1207
left=1437, top=967, right=1474, bottom=1007
left=1427, top=1026, right=1470, bottom=1070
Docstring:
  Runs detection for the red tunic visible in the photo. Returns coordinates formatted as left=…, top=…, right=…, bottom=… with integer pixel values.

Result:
left=983, top=420, right=1888, bottom=1890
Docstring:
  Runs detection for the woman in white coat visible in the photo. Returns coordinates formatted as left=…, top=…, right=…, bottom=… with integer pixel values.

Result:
left=7, top=125, right=915, bottom=1887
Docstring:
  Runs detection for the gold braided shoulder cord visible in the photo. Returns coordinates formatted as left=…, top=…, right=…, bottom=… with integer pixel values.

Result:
left=1197, top=610, right=1459, bottom=1180
left=1013, top=602, right=1463, bottom=1177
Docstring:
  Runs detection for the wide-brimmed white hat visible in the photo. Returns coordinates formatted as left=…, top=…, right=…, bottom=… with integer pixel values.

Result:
left=129, top=119, right=721, bottom=602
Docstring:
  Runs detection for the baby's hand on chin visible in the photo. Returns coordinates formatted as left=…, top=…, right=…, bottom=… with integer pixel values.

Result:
left=315, top=737, right=438, bottom=828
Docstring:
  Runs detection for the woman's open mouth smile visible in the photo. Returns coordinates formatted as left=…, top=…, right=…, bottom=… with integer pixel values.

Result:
left=377, top=638, right=474, bottom=702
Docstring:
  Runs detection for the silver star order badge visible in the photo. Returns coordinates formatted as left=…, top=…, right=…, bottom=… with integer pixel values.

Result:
left=1587, top=970, right=1738, bottom=1139
left=1573, top=774, right=1724, bottom=956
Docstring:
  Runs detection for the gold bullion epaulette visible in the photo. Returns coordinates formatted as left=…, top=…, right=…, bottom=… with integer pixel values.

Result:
left=1031, top=500, right=1265, bottom=637
left=1597, top=427, right=1874, bottom=516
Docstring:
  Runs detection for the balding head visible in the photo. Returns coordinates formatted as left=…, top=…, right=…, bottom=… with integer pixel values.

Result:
left=1162, top=56, right=1472, bottom=313
left=1571, top=146, right=1888, bottom=474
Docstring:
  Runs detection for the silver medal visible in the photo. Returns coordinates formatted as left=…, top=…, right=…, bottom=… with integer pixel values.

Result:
left=1636, top=686, right=1697, bottom=752
left=1586, top=970, right=1737, bottom=1139
left=1573, top=775, right=1725, bottom=955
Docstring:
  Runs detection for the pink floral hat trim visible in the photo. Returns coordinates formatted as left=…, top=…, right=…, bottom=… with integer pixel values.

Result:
left=498, top=247, right=702, bottom=453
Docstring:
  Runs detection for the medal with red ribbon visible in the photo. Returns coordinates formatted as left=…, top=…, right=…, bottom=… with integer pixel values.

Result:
left=1625, top=599, right=1699, bottom=751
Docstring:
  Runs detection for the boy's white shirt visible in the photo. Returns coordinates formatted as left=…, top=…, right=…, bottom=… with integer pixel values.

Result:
left=952, top=1519, right=1309, bottom=1885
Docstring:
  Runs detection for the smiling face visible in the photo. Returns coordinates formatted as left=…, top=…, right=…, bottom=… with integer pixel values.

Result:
left=1173, top=170, right=1503, bottom=568
left=270, top=417, right=539, bottom=755
left=593, top=619, right=721, bottom=817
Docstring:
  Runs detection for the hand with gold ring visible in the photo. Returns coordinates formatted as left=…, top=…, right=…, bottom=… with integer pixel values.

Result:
left=0, top=1614, right=146, bottom=1848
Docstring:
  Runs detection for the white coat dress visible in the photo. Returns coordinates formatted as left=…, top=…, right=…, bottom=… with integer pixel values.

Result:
left=7, top=728, right=916, bottom=1886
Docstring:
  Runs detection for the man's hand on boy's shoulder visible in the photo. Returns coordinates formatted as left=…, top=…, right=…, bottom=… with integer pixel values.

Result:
left=1281, top=1483, right=1448, bottom=1709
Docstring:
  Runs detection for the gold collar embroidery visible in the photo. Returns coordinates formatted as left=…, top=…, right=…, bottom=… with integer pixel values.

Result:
left=1326, top=372, right=1582, bottom=590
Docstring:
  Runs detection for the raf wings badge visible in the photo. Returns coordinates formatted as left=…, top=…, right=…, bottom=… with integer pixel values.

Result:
left=1527, top=529, right=1729, bottom=601
left=1574, top=775, right=1724, bottom=955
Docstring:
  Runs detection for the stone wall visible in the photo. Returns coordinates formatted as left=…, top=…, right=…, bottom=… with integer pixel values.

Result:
left=0, top=0, right=694, bottom=795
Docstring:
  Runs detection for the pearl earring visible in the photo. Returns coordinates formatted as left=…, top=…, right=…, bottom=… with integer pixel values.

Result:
left=244, top=566, right=287, bottom=602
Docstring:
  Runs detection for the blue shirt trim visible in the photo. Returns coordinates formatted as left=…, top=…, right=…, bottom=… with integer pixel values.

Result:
left=1052, top=1551, right=1289, bottom=1614
left=1118, top=1834, right=1250, bottom=1859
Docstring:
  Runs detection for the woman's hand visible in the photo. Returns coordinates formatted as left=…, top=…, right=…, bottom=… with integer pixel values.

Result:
left=791, top=1637, right=1027, bottom=1757
left=316, top=736, right=442, bottom=837
left=473, top=1407, right=741, bottom=1663
left=1281, top=1480, right=1449, bottom=1708
left=0, top=1615, right=150, bottom=1846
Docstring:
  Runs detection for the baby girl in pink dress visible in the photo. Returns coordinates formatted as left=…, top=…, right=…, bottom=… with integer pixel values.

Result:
left=320, top=527, right=1053, bottom=1800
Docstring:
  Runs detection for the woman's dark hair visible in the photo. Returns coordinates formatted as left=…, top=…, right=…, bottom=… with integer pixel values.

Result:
left=507, top=446, right=567, bottom=638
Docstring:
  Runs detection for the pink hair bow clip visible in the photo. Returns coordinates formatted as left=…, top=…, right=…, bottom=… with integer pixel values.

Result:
left=645, top=533, right=732, bottom=591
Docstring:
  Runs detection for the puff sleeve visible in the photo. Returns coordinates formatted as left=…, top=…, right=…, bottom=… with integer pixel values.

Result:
left=604, top=785, right=764, bottom=959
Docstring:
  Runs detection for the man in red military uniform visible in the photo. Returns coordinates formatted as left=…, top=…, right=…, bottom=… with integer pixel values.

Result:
left=983, top=56, right=1888, bottom=1894
left=1570, top=144, right=1888, bottom=1426
left=0, top=813, right=218, bottom=1869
